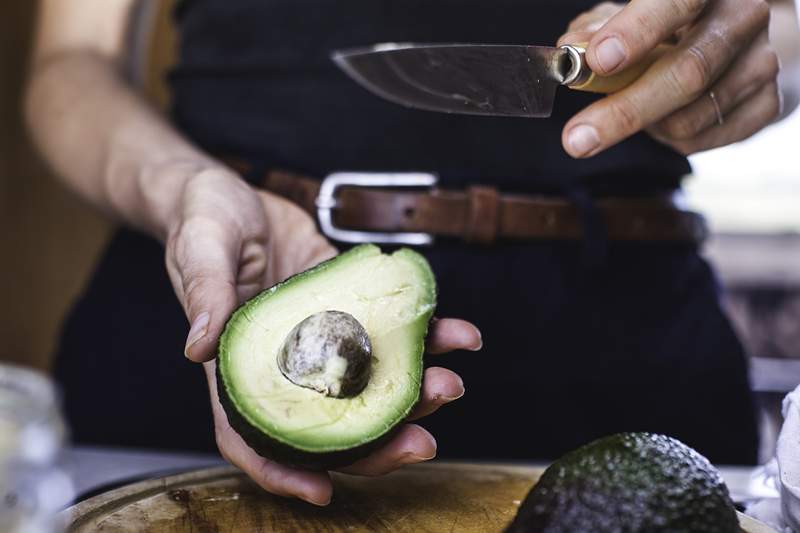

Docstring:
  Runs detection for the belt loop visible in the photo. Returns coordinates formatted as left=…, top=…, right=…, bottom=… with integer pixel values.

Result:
left=220, top=157, right=275, bottom=191
left=264, top=169, right=318, bottom=212
left=565, top=184, right=608, bottom=269
left=464, top=186, right=500, bottom=244
left=221, top=158, right=254, bottom=179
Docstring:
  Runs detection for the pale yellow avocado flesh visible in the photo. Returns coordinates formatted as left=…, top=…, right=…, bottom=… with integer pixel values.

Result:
left=218, top=245, right=435, bottom=453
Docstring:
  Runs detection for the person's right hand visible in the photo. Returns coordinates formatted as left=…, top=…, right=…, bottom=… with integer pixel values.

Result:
left=161, top=164, right=482, bottom=505
left=558, top=0, right=781, bottom=158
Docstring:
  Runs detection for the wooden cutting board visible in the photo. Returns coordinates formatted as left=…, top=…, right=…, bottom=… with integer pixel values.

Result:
left=61, top=462, right=775, bottom=532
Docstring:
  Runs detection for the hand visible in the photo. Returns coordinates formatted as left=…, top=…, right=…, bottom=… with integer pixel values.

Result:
left=203, top=317, right=480, bottom=506
left=165, top=165, right=335, bottom=361
left=163, top=165, right=482, bottom=505
left=558, top=0, right=781, bottom=157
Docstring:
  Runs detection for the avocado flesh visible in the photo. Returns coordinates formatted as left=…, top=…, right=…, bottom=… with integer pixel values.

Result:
left=217, top=245, right=435, bottom=468
left=506, top=432, right=739, bottom=533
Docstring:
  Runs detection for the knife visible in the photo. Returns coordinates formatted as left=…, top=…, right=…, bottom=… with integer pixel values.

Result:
left=332, top=42, right=669, bottom=118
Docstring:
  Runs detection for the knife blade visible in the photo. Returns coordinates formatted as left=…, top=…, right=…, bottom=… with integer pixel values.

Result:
left=332, top=42, right=667, bottom=118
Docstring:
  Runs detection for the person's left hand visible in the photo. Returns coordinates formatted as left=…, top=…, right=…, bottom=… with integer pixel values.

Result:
left=203, top=316, right=478, bottom=505
left=557, top=0, right=782, bottom=158
left=166, top=167, right=481, bottom=506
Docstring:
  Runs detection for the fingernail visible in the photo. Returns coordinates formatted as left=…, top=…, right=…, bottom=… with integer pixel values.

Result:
left=442, top=383, right=466, bottom=402
left=585, top=21, right=605, bottom=33
left=595, top=37, right=626, bottom=73
left=468, top=327, right=483, bottom=352
left=566, top=125, right=601, bottom=157
left=405, top=450, right=437, bottom=463
left=184, top=312, right=210, bottom=357
left=401, top=427, right=437, bottom=463
left=303, top=491, right=332, bottom=507
left=438, top=372, right=466, bottom=402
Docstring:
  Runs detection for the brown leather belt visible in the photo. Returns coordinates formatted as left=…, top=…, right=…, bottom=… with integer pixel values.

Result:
left=230, top=162, right=707, bottom=245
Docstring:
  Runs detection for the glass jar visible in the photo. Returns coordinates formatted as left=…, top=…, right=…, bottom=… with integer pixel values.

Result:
left=0, top=363, right=73, bottom=533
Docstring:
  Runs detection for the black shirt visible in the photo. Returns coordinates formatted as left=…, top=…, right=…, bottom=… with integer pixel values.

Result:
left=52, top=0, right=758, bottom=465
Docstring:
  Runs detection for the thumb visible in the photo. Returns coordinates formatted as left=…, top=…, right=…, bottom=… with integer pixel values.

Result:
left=584, top=0, right=705, bottom=76
left=167, top=220, right=240, bottom=363
left=556, top=3, right=624, bottom=47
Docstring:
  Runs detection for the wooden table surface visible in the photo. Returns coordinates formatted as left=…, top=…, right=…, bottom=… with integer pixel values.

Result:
left=61, top=462, right=775, bottom=532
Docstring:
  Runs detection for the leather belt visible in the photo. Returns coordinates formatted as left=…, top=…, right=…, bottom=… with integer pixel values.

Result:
left=229, top=162, right=707, bottom=245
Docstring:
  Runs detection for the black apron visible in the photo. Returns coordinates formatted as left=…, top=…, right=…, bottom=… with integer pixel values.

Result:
left=54, top=0, right=758, bottom=464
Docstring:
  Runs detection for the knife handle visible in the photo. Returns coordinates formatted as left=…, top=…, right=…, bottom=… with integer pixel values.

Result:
left=560, top=43, right=673, bottom=94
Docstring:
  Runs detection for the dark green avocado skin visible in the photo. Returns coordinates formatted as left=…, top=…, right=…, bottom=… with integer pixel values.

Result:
left=215, top=363, right=402, bottom=470
left=506, top=433, right=740, bottom=533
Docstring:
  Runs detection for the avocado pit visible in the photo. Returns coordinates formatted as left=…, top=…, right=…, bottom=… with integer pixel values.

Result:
left=277, top=310, right=372, bottom=398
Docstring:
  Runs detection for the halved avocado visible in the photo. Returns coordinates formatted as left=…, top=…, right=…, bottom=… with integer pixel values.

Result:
left=216, top=244, right=436, bottom=469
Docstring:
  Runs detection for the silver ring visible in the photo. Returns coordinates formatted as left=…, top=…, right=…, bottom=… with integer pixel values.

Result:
left=708, top=91, right=724, bottom=126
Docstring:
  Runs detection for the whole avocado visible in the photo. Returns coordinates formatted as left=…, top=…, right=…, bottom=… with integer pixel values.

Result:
left=506, top=432, right=740, bottom=533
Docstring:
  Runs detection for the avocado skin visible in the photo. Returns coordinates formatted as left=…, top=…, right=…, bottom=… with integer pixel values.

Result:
left=215, top=245, right=434, bottom=470
left=506, top=433, right=739, bottom=533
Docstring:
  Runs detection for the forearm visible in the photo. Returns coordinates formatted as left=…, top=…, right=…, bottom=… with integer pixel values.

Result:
left=25, top=50, right=221, bottom=241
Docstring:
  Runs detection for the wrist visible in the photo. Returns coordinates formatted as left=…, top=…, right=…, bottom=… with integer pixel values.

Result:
left=128, top=158, right=230, bottom=242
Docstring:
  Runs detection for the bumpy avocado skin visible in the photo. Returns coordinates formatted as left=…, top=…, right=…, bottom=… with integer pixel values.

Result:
left=506, top=433, right=739, bottom=533
left=215, top=245, right=435, bottom=470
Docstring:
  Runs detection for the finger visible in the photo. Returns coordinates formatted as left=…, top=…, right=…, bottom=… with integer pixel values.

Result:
left=293, top=237, right=338, bottom=273
left=660, top=81, right=782, bottom=155
left=426, top=318, right=482, bottom=354
left=227, top=431, right=333, bottom=505
left=337, top=424, right=436, bottom=476
left=650, top=33, right=778, bottom=140
left=585, top=0, right=710, bottom=75
left=203, top=362, right=334, bottom=505
left=407, top=367, right=465, bottom=421
left=240, top=450, right=333, bottom=506
left=558, top=2, right=625, bottom=46
left=168, top=217, right=240, bottom=362
left=557, top=30, right=597, bottom=49
left=235, top=240, right=269, bottom=303
left=562, top=0, right=770, bottom=159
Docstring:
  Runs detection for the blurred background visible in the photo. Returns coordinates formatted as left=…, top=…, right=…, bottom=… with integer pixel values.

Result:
left=1, top=2, right=798, bottom=458
left=0, top=2, right=109, bottom=372
left=0, top=2, right=172, bottom=372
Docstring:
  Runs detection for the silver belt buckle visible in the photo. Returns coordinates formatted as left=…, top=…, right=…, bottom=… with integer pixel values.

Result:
left=315, top=172, right=438, bottom=245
